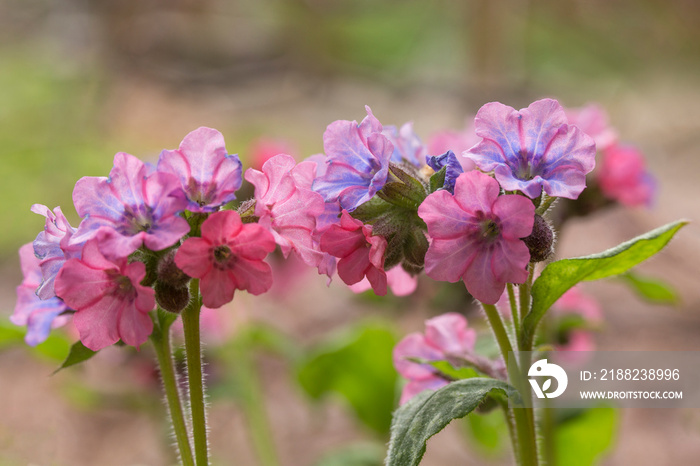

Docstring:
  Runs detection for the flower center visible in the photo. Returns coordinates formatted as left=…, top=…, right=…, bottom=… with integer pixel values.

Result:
left=122, top=205, right=155, bottom=234
left=479, top=219, right=501, bottom=242
left=212, top=245, right=236, bottom=270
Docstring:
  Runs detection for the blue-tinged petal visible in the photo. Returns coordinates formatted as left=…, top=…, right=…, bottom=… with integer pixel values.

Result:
left=426, top=150, right=464, bottom=194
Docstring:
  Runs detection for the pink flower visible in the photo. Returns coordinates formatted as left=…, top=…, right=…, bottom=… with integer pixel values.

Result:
left=54, top=240, right=155, bottom=350
left=565, top=103, right=618, bottom=151
left=418, top=171, right=534, bottom=304
left=319, top=210, right=388, bottom=296
left=466, top=99, right=596, bottom=199
left=245, top=154, right=325, bottom=267
left=158, top=127, right=243, bottom=212
left=393, top=313, right=477, bottom=404
left=12, top=243, right=71, bottom=346
left=348, top=266, right=418, bottom=297
left=598, top=144, right=655, bottom=207
left=175, top=211, right=276, bottom=309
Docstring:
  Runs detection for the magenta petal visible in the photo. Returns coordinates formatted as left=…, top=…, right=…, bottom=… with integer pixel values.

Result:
left=453, top=172, right=500, bottom=216
left=230, top=223, right=277, bottom=261
left=200, top=269, right=236, bottom=309
left=491, top=239, right=530, bottom=285
left=417, top=191, right=473, bottom=240
left=200, top=210, right=243, bottom=245
left=386, top=266, right=418, bottom=297
left=337, top=246, right=371, bottom=285
left=463, top=249, right=503, bottom=305
left=73, top=294, right=122, bottom=350
left=117, top=301, right=153, bottom=348
left=423, top=236, right=477, bottom=283
left=175, top=238, right=213, bottom=278
left=425, top=313, right=476, bottom=355
left=230, top=258, right=273, bottom=296
left=364, top=265, right=387, bottom=296
left=491, top=195, right=535, bottom=239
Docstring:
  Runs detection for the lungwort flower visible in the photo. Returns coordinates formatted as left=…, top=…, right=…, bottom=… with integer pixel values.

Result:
left=31, top=204, right=82, bottom=299
left=245, top=154, right=325, bottom=267
left=158, top=127, right=243, bottom=212
left=598, top=144, right=655, bottom=207
left=71, top=152, right=190, bottom=258
left=175, top=211, right=276, bottom=309
left=12, top=243, right=71, bottom=346
left=418, top=171, right=534, bottom=304
left=319, top=210, right=388, bottom=295
left=393, top=313, right=477, bottom=404
left=466, top=99, right=596, bottom=200
left=312, top=106, right=394, bottom=211
left=54, top=240, right=155, bottom=350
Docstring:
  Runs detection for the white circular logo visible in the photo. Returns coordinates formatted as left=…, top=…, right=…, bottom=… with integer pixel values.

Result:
left=528, top=359, right=568, bottom=399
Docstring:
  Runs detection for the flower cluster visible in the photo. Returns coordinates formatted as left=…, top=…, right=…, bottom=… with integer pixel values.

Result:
left=15, top=98, right=645, bottom=354
left=310, top=99, right=595, bottom=303
left=14, top=127, right=327, bottom=350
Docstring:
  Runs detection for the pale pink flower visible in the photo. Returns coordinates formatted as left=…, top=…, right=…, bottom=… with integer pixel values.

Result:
left=565, top=103, right=618, bottom=151
left=245, top=154, right=325, bottom=267
left=418, top=171, right=534, bottom=304
left=174, top=211, right=276, bottom=309
left=54, top=240, right=155, bottom=350
left=598, top=144, right=655, bottom=207
left=393, top=313, right=477, bottom=404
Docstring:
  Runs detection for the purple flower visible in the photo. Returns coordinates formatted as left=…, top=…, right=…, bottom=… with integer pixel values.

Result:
left=12, top=243, right=71, bottom=346
left=158, top=127, right=243, bottom=212
left=466, top=99, right=596, bottom=200
left=382, top=122, right=425, bottom=167
left=425, top=150, right=464, bottom=194
left=312, top=106, right=394, bottom=211
left=71, top=152, right=191, bottom=258
left=31, top=204, right=82, bottom=299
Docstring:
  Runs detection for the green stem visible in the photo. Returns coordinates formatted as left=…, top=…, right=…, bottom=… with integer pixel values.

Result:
left=152, top=316, right=194, bottom=466
left=536, top=194, right=556, bottom=215
left=507, top=283, right=520, bottom=338
left=482, top=302, right=538, bottom=466
left=181, top=279, right=209, bottom=466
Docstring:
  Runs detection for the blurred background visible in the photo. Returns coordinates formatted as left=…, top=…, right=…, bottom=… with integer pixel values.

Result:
left=2, top=0, right=700, bottom=465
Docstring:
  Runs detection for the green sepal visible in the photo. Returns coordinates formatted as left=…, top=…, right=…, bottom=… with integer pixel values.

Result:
left=428, top=166, right=447, bottom=193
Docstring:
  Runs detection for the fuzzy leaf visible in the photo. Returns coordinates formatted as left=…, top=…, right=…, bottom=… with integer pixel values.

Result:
left=386, top=378, right=519, bottom=466
left=428, top=166, right=447, bottom=193
left=521, top=220, right=687, bottom=349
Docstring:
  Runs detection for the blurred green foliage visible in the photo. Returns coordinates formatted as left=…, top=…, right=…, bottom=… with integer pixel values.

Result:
left=554, top=406, right=618, bottom=466
left=297, top=322, right=398, bottom=435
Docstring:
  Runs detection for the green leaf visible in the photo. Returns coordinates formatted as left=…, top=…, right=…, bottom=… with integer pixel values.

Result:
left=428, top=166, right=447, bottom=193
left=619, top=272, right=680, bottom=305
left=386, top=378, right=519, bottom=466
left=428, top=360, right=479, bottom=380
left=522, top=220, right=687, bottom=349
left=297, top=323, right=398, bottom=435
left=54, top=340, right=98, bottom=374
left=555, top=406, right=617, bottom=466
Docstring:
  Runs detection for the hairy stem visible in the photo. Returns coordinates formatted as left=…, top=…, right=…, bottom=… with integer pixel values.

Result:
left=182, top=279, right=209, bottom=466
left=152, top=314, right=194, bottom=466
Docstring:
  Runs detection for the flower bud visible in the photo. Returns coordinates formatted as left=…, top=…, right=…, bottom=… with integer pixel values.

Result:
left=155, top=281, right=190, bottom=314
left=522, top=214, right=554, bottom=262
left=157, top=250, right=190, bottom=288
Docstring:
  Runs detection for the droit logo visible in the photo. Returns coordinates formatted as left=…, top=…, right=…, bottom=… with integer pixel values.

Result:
left=528, top=359, right=568, bottom=399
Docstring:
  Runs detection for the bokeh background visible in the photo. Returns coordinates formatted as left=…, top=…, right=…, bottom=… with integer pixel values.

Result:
left=2, top=1, right=700, bottom=465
